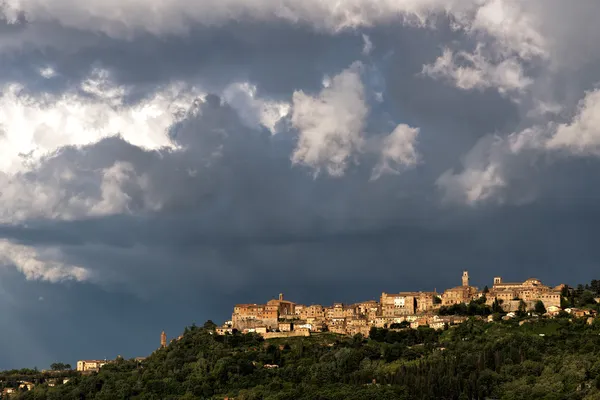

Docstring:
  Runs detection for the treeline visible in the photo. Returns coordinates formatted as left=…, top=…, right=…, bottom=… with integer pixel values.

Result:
left=438, top=296, right=495, bottom=316
left=7, top=279, right=600, bottom=400
left=9, top=317, right=600, bottom=400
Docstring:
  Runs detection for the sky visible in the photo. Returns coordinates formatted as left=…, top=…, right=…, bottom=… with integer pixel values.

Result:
left=1, top=0, right=600, bottom=369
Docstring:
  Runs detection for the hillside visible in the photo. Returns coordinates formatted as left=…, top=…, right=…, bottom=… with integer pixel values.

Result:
left=9, top=317, right=600, bottom=400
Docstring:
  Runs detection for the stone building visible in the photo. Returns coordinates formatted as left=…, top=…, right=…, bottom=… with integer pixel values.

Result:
left=355, top=300, right=380, bottom=318
left=232, top=304, right=277, bottom=330
left=300, top=304, right=325, bottom=319
left=486, top=277, right=561, bottom=310
left=380, top=292, right=417, bottom=316
left=231, top=293, right=296, bottom=330
left=415, top=292, right=440, bottom=312
left=160, top=331, right=167, bottom=348
left=76, top=359, right=108, bottom=373
left=442, top=271, right=479, bottom=306
left=266, top=293, right=296, bottom=316
left=225, top=272, right=566, bottom=337
left=278, top=322, right=293, bottom=332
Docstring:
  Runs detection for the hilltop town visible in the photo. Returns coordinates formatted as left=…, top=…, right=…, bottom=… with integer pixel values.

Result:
left=218, top=271, right=574, bottom=338
left=5, top=272, right=600, bottom=399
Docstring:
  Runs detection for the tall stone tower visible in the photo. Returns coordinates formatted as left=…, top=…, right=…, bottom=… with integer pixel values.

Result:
left=160, top=331, right=167, bottom=348
left=462, top=270, right=469, bottom=287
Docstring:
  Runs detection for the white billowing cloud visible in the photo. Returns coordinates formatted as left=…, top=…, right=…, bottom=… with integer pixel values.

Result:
left=0, top=0, right=461, bottom=38
left=371, top=124, right=420, bottom=179
left=362, top=34, right=373, bottom=55
left=0, top=68, right=203, bottom=174
left=439, top=88, right=600, bottom=205
left=222, top=82, right=290, bottom=134
left=468, top=0, right=546, bottom=60
left=526, top=101, right=562, bottom=119
left=0, top=239, right=91, bottom=282
left=507, top=126, right=546, bottom=154
left=506, top=89, right=600, bottom=157
left=1, top=0, right=558, bottom=106
left=437, top=135, right=508, bottom=205
left=0, top=160, right=158, bottom=223
left=422, top=47, right=532, bottom=95
left=89, top=162, right=158, bottom=217
left=437, top=161, right=505, bottom=205
left=546, top=89, right=600, bottom=156
left=422, top=0, right=546, bottom=97
left=291, top=62, right=368, bottom=177
left=39, top=66, right=56, bottom=79
left=0, top=0, right=549, bottom=62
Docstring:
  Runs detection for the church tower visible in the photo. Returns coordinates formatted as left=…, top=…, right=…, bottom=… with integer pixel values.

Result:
left=160, top=331, right=167, bottom=348
left=462, top=270, right=469, bottom=287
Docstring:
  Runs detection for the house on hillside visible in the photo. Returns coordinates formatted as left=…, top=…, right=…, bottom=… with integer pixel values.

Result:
left=19, top=381, right=34, bottom=390
left=565, top=308, right=593, bottom=318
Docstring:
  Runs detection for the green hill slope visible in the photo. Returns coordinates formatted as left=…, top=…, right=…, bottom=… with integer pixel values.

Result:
left=11, top=317, right=600, bottom=400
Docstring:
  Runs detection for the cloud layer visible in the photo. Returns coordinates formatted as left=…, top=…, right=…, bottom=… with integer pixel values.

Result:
left=1, top=0, right=600, bottom=369
left=0, top=0, right=598, bottom=287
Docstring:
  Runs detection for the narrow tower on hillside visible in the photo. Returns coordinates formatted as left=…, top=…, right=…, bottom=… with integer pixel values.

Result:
left=160, top=331, right=167, bottom=348
left=279, top=293, right=284, bottom=301
left=462, top=270, right=469, bottom=287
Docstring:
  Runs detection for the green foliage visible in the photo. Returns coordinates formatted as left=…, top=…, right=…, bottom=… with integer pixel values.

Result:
left=202, top=320, right=217, bottom=331
left=534, top=300, right=546, bottom=315
left=7, top=317, right=600, bottom=400
left=561, top=282, right=599, bottom=310
left=439, top=297, right=492, bottom=316
left=50, top=363, right=71, bottom=371
left=389, top=321, right=409, bottom=329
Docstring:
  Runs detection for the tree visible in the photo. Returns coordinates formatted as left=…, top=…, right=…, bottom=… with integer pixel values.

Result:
left=577, top=290, right=596, bottom=307
left=517, top=300, right=527, bottom=316
left=590, top=279, right=600, bottom=295
left=483, top=286, right=489, bottom=294
left=491, top=298, right=503, bottom=314
left=534, top=300, right=546, bottom=315
left=203, top=320, right=217, bottom=331
left=50, top=363, right=70, bottom=371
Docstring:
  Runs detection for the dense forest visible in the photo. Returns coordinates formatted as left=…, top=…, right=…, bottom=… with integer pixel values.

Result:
left=6, top=283, right=600, bottom=400
left=5, top=316, right=600, bottom=400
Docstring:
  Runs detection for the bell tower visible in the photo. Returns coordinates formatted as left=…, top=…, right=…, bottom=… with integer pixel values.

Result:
left=462, top=270, right=469, bottom=287
left=160, top=331, right=167, bottom=348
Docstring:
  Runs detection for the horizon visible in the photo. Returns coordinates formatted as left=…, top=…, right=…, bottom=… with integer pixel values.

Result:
left=1, top=0, right=600, bottom=370
left=1, top=271, right=586, bottom=371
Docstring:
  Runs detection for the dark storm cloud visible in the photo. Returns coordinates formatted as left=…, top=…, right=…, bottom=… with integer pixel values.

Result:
left=2, top=0, right=600, bottom=370
left=0, top=19, right=360, bottom=98
left=0, top=16, right=467, bottom=103
left=0, top=89, right=597, bottom=306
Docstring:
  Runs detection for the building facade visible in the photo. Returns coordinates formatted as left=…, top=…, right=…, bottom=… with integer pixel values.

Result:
left=76, top=360, right=108, bottom=373
left=486, top=276, right=561, bottom=309
left=221, top=272, right=568, bottom=338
